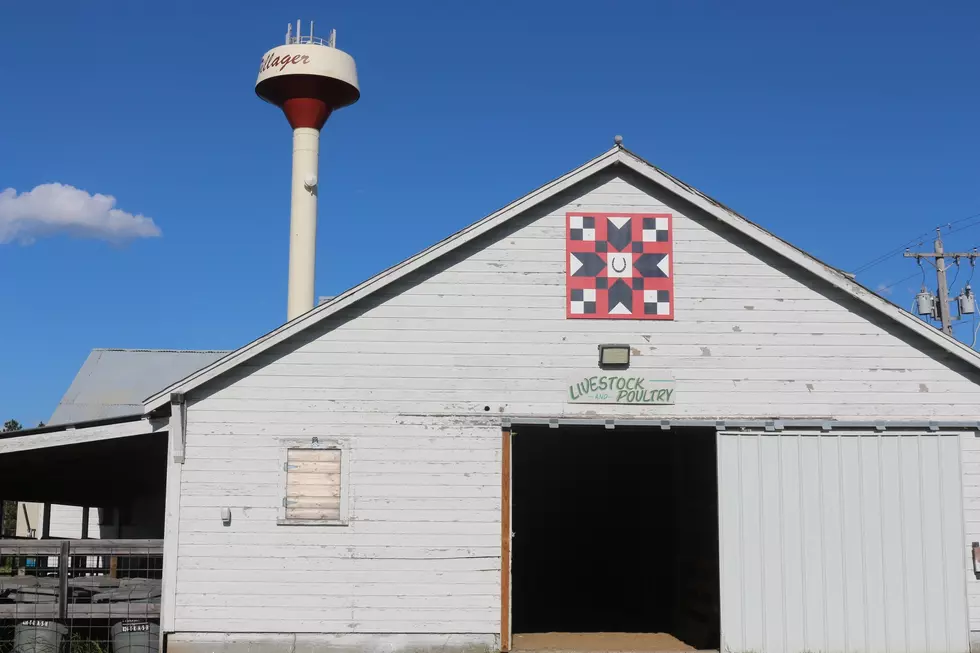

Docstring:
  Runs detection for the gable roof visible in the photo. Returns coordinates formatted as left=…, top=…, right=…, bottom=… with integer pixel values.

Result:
left=144, top=145, right=980, bottom=412
left=51, top=348, right=227, bottom=424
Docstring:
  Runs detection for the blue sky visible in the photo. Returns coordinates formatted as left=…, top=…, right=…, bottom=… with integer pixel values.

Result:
left=1, top=1, right=978, bottom=426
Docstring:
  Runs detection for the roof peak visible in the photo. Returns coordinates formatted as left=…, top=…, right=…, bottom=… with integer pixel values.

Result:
left=143, top=145, right=980, bottom=412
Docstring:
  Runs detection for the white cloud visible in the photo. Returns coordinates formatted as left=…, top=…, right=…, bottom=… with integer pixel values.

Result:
left=875, top=282, right=894, bottom=297
left=0, top=183, right=161, bottom=245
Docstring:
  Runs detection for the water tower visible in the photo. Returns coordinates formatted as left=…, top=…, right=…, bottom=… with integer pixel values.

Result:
left=256, top=21, right=360, bottom=320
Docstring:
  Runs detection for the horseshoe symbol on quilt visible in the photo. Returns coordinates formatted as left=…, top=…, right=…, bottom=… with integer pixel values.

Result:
left=611, top=256, right=628, bottom=274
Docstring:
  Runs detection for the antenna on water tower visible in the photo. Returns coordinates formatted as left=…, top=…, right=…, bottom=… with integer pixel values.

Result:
left=255, top=20, right=360, bottom=321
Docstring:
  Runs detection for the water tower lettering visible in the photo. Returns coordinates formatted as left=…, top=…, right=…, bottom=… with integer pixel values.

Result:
left=259, top=53, right=311, bottom=73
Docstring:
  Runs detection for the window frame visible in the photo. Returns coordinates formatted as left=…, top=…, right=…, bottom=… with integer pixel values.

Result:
left=277, top=437, right=350, bottom=526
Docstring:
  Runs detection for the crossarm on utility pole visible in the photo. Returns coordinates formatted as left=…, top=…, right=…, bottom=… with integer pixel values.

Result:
left=904, top=229, right=979, bottom=337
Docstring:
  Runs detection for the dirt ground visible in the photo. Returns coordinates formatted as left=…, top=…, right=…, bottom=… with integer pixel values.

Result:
left=512, top=632, right=696, bottom=652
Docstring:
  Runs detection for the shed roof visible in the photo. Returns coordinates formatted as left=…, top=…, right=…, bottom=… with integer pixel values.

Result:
left=144, top=144, right=980, bottom=411
left=50, top=348, right=227, bottom=425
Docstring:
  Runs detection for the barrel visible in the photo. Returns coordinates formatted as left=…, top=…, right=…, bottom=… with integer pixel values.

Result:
left=13, top=620, right=67, bottom=653
left=111, top=620, right=159, bottom=653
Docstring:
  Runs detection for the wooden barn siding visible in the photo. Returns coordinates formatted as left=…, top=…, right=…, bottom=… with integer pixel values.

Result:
left=178, top=170, right=980, bottom=634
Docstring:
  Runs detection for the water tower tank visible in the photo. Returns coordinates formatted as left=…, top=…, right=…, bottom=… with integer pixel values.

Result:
left=256, top=21, right=360, bottom=321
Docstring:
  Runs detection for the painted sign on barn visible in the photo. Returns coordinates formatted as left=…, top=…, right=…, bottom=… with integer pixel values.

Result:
left=566, top=212, right=673, bottom=319
left=567, top=374, right=676, bottom=404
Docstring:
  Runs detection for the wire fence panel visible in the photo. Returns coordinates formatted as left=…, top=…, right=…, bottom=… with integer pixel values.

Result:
left=0, top=540, right=162, bottom=653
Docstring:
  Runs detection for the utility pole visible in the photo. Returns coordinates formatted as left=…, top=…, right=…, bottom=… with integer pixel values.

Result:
left=905, top=228, right=978, bottom=336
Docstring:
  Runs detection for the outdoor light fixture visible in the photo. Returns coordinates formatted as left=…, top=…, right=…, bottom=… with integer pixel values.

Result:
left=598, top=344, right=630, bottom=369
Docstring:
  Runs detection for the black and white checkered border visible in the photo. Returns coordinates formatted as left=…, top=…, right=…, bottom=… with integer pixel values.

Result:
left=570, top=215, right=596, bottom=242
left=570, top=287, right=597, bottom=314
left=642, top=217, right=669, bottom=243
left=643, top=289, right=671, bottom=316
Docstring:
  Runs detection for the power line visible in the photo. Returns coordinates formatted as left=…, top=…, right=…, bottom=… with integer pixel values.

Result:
left=943, top=215, right=980, bottom=239
left=853, top=232, right=931, bottom=274
left=853, top=210, right=980, bottom=275
left=875, top=271, right=921, bottom=294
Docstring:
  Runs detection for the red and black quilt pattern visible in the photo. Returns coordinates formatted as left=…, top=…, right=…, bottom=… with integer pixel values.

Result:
left=566, top=212, right=673, bottom=320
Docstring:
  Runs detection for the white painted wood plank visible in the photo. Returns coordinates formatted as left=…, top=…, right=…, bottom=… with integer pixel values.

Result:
left=185, top=459, right=492, bottom=474
left=180, top=484, right=500, bottom=501
left=0, top=418, right=162, bottom=454
left=183, top=507, right=501, bottom=524
left=175, top=581, right=499, bottom=596
left=177, top=556, right=500, bottom=572
left=161, top=412, right=183, bottom=635
left=172, top=618, right=497, bottom=633
left=176, top=593, right=497, bottom=608
left=177, top=533, right=501, bottom=550
left=176, top=569, right=497, bottom=584
left=181, top=471, right=499, bottom=486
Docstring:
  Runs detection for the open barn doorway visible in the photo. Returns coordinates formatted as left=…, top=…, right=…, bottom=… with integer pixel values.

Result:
left=509, top=425, right=720, bottom=651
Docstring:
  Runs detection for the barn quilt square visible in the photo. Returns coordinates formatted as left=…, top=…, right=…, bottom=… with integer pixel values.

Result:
left=566, top=212, right=673, bottom=320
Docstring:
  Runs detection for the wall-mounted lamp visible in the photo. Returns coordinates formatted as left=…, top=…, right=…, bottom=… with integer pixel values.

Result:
left=598, top=344, right=630, bottom=369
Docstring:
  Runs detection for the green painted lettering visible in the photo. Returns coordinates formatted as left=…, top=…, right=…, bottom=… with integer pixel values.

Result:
left=589, top=376, right=598, bottom=392
left=634, top=377, right=645, bottom=390
left=616, top=390, right=628, bottom=402
left=599, top=376, right=609, bottom=391
left=569, top=384, right=581, bottom=401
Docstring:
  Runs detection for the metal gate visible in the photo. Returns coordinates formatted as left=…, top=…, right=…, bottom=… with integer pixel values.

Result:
left=717, top=431, right=969, bottom=653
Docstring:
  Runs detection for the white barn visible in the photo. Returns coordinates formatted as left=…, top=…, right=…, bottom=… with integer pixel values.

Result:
left=6, top=143, right=980, bottom=653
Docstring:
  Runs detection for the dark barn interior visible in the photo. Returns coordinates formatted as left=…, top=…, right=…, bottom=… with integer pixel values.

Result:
left=511, top=425, right=719, bottom=650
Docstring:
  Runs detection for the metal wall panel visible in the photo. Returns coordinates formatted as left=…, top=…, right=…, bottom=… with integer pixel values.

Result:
left=718, top=432, right=969, bottom=653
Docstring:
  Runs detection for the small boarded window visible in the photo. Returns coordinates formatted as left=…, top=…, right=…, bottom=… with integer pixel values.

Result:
left=280, top=445, right=348, bottom=524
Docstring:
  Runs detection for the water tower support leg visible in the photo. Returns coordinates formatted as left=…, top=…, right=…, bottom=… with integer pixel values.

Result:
left=287, top=127, right=320, bottom=320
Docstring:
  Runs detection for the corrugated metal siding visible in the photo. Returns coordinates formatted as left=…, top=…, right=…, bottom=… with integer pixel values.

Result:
left=718, top=431, right=969, bottom=653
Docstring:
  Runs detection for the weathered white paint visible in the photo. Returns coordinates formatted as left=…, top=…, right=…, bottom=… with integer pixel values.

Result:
left=166, top=631, right=496, bottom=653
left=172, top=170, right=980, bottom=641
left=162, top=409, right=184, bottom=637
left=718, top=431, right=969, bottom=653
left=144, top=149, right=980, bottom=413
left=0, top=418, right=163, bottom=454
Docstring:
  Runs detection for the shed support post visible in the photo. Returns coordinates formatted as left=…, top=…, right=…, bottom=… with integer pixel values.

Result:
left=58, top=540, right=69, bottom=620
left=41, top=503, right=51, bottom=539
